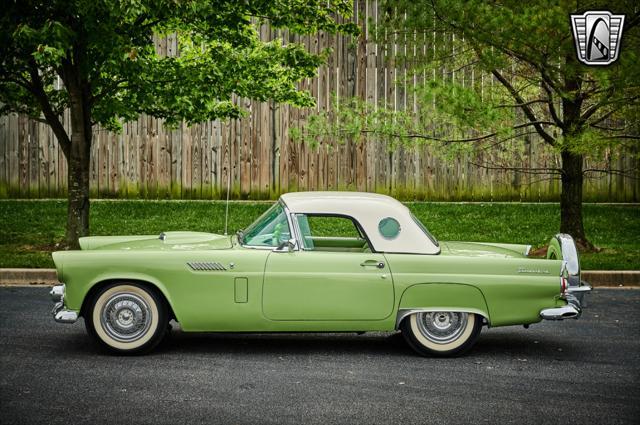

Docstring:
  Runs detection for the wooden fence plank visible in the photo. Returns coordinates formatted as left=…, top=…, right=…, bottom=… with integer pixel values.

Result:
left=240, top=100, right=251, bottom=197
left=18, top=114, right=29, bottom=196
left=28, top=119, right=39, bottom=197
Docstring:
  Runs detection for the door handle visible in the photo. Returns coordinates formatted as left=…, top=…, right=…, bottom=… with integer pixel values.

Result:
left=360, top=260, right=385, bottom=269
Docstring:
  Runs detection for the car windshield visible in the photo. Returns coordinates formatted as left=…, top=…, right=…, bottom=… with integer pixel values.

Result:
left=410, top=212, right=439, bottom=247
left=241, top=202, right=291, bottom=247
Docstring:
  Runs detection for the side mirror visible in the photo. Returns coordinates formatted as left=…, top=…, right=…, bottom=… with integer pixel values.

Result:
left=275, top=238, right=296, bottom=252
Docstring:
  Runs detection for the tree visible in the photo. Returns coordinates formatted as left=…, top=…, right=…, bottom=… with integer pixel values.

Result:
left=0, top=0, right=358, bottom=248
left=295, top=0, right=640, bottom=249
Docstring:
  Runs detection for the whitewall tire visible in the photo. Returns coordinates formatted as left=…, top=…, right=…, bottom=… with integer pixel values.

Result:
left=85, top=282, right=168, bottom=354
left=401, top=311, right=482, bottom=357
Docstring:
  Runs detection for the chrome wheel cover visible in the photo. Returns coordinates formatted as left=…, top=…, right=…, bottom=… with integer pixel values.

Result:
left=100, top=292, right=153, bottom=343
left=415, top=312, right=469, bottom=344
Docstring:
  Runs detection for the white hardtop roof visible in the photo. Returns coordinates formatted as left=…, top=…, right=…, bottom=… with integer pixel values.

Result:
left=280, top=191, right=440, bottom=254
left=281, top=191, right=402, bottom=212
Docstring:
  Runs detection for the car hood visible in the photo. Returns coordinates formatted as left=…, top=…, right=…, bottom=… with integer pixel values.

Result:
left=78, top=231, right=233, bottom=251
left=439, top=241, right=530, bottom=258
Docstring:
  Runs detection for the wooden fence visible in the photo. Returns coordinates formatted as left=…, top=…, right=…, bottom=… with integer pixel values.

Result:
left=0, top=0, right=638, bottom=201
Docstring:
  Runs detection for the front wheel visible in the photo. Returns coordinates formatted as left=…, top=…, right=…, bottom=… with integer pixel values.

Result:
left=85, top=282, right=168, bottom=355
left=401, top=311, right=482, bottom=357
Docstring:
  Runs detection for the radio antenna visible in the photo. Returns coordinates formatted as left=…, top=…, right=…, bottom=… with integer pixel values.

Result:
left=224, top=163, right=231, bottom=236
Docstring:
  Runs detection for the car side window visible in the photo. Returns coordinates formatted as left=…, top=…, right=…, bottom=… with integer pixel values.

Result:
left=295, top=214, right=372, bottom=253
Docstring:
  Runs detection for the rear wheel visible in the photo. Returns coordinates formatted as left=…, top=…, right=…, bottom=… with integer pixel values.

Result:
left=401, top=311, right=482, bottom=357
left=85, top=282, right=168, bottom=355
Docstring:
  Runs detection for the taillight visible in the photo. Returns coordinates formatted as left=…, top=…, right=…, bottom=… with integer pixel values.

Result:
left=560, top=276, right=568, bottom=295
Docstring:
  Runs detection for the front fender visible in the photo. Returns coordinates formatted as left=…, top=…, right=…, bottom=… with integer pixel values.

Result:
left=397, top=283, right=490, bottom=328
left=66, top=271, right=179, bottom=322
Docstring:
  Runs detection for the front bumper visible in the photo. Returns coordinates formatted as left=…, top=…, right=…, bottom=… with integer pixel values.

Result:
left=540, top=284, right=592, bottom=320
left=50, top=284, right=78, bottom=324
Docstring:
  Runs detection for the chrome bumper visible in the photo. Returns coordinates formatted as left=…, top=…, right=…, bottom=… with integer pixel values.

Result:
left=50, top=284, right=78, bottom=324
left=540, top=283, right=592, bottom=320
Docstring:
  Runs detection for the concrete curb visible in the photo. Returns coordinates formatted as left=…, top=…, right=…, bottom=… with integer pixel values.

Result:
left=0, top=268, right=638, bottom=287
left=581, top=270, right=640, bottom=287
left=0, top=268, right=57, bottom=285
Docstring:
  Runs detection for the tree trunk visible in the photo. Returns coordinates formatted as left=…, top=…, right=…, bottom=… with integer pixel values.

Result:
left=559, top=150, right=592, bottom=250
left=559, top=59, right=594, bottom=252
left=65, top=139, right=90, bottom=249
left=65, top=86, right=92, bottom=249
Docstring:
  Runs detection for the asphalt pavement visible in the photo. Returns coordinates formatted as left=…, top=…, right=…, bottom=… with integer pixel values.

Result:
left=1, top=287, right=639, bottom=425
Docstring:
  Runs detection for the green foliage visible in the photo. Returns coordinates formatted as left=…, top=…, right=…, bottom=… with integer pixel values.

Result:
left=0, top=0, right=359, bottom=127
left=0, top=200, right=637, bottom=270
left=296, top=0, right=639, bottom=165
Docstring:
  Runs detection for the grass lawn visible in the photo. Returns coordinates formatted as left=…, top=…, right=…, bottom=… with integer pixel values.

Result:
left=0, top=200, right=638, bottom=270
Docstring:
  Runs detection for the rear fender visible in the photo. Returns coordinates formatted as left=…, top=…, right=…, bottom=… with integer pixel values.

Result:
left=397, top=283, right=490, bottom=329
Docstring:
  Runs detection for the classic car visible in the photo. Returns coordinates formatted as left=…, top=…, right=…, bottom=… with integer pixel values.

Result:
left=50, top=191, right=591, bottom=356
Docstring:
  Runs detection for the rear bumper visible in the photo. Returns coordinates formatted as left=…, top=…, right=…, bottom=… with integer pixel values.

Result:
left=50, top=284, right=78, bottom=324
left=540, top=283, right=592, bottom=320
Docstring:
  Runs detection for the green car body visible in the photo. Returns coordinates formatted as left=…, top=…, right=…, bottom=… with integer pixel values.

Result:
left=50, top=192, right=590, bottom=355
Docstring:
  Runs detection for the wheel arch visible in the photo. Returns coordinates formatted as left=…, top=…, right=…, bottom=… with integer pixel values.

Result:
left=80, top=277, right=178, bottom=322
left=396, top=283, right=491, bottom=329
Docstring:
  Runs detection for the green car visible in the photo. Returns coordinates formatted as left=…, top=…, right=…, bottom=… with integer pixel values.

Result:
left=50, top=192, right=591, bottom=356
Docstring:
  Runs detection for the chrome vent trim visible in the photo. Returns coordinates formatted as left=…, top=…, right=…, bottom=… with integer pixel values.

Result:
left=187, top=262, right=227, bottom=271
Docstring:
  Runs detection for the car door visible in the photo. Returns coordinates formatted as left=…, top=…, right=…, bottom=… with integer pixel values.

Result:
left=262, top=214, right=394, bottom=321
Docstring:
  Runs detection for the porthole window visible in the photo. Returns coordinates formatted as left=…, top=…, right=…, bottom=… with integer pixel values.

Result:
left=378, top=217, right=401, bottom=239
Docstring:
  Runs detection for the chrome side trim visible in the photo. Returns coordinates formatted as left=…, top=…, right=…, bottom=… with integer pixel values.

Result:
left=395, top=308, right=489, bottom=330
left=241, top=244, right=277, bottom=251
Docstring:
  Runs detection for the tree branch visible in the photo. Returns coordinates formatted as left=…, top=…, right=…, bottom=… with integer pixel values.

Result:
left=470, top=162, right=562, bottom=175
left=494, top=99, right=549, bottom=109
left=583, top=168, right=639, bottom=179
left=591, top=123, right=628, bottom=131
left=624, top=11, right=640, bottom=30
left=580, top=88, right=616, bottom=122
left=0, top=75, right=34, bottom=92
left=541, top=81, right=563, bottom=129
left=27, top=60, right=71, bottom=156
left=358, top=129, right=498, bottom=143
left=479, top=130, right=538, bottom=151
left=588, top=108, right=619, bottom=127
left=90, top=78, right=129, bottom=104
left=601, top=135, right=640, bottom=140
left=581, top=95, right=639, bottom=124
left=326, top=121, right=555, bottom=144
left=489, top=68, right=557, bottom=146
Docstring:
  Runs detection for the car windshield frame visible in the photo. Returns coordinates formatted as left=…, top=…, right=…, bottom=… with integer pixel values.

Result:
left=240, top=201, right=293, bottom=248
